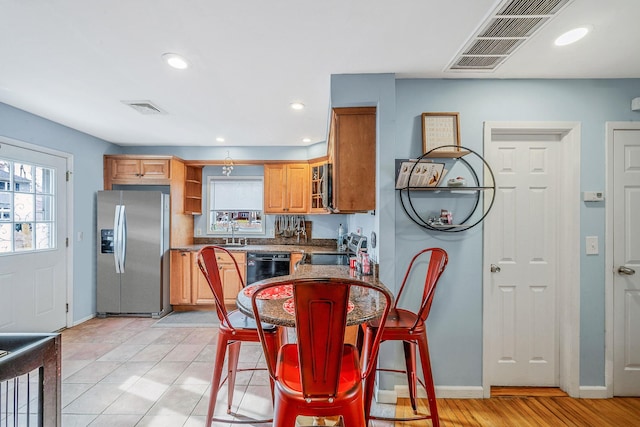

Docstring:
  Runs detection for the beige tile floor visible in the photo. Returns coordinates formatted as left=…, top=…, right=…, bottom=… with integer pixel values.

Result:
left=60, top=316, right=396, bottom=427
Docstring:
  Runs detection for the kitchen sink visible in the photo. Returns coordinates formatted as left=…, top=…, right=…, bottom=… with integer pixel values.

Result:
left=217, top=243, right=246, bottom=248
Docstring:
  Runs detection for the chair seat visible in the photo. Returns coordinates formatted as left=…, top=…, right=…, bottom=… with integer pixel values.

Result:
left=276, top=343, right=361, bottom=398
left=367, top=308, right=425, bottom=334
left=224, top=310, right=280, bottom=332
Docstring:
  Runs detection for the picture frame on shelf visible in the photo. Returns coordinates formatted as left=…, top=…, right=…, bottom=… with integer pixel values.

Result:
left=422, top=112, right=461, bottom=154
left=395, top=160, right=446, bottom=189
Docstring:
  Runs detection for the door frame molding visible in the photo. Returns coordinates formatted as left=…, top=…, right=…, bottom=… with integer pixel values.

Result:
left=482, top=121, right=581, bottom=398
left=604, top=121, right=640, bottom=397
left=0, top=135, right=74, bottom=329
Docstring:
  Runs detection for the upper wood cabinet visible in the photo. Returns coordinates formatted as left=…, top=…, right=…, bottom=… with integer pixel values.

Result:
left=107, top=157, right=170, bottom=183
left=264, top=163, right=309, bottom=214
left=309, top=159, right=328, bottom=214
left=327, top=107, right=376, bottom=213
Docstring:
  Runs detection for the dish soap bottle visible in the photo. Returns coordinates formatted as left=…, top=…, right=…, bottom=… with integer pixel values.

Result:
left=337, top=223, right=345, bottom=251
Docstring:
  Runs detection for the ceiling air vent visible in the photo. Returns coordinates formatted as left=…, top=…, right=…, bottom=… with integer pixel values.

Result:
left=447, top=0, right=574, bottom=72
left=122, top=100, right=166, bottom=115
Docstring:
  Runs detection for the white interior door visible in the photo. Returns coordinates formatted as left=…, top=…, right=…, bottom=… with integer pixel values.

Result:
left=0, top=140, right=68, bottom=332
left=612, top=128, right=640, bottom=396
left=484, top=132, right=560, bottom=387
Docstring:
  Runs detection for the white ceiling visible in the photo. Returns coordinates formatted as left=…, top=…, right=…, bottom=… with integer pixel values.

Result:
left=1, top=0, right=639, bottom=148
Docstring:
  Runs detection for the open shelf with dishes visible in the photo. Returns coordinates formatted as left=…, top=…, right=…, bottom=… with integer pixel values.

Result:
left=396, top=145, right=495, bottom=232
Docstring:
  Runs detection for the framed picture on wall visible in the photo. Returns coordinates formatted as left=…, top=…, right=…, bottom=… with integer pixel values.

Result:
left=422, top=112, right=461, bottom=155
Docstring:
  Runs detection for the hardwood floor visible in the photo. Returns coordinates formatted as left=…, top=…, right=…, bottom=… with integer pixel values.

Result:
left=395, top=389, right=640, bottom=426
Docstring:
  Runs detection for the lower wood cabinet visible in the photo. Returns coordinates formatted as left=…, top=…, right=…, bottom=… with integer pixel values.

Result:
left=170, top=249, right=246, bottom=307
left=290, top=252, right=304, bottom=274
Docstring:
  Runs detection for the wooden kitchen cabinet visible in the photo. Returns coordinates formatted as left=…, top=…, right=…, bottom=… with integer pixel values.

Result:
left=107, top=157, right=170, bottom=182
left=170, top=249, right=246, bottom=307
left=170, top=250, right=192, bottom=305
left=327, top=107, right=376, bottom=212
left=290, top=252, right=304, bottom=273
left=264, top=163, right=309, bottom=213
left=309, top=159, right=328, bottom=213
left=184, top=165, right=203, bottom=215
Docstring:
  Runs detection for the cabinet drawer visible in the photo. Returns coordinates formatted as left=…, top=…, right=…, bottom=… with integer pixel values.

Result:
left=215, top=252, right=246, bottom=264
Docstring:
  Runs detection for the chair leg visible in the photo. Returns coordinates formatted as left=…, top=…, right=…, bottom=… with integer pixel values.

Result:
left=402, top=340, right=418, bottom=412
left=206, top=333, right=229, bottom=427
left=227, top=341, right=242, bottom=413
left=361, top=328, right=376, bottom=423
left=417, top=332, right=439, bottom=427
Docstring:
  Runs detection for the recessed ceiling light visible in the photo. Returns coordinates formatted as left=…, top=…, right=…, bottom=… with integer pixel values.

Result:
left=290, top=102, right=305, bottom=110
left=162, top=53, right=189, bottom=69
left=554, top=26, right=591, bottom=46
left=302, top=138, right=311, bottom=143
left=216, top=137, right=225, bottom=143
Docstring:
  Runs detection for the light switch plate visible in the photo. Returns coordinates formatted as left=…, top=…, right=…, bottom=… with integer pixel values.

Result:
left=583, top=191, right=605, bottom=202
left=586, top=236, right=599, bottom=255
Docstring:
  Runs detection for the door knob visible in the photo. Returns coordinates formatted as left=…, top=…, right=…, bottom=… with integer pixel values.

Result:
left=490, top=264, right=501, bottom=273
left=618, top=266, right=636, bottom=275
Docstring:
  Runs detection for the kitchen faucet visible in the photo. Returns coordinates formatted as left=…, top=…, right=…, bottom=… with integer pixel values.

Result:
left=225, top=220, right=245, bottom=246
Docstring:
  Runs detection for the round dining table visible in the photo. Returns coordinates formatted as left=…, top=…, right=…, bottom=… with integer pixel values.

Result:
left=235, top=264, right=391, bottom=327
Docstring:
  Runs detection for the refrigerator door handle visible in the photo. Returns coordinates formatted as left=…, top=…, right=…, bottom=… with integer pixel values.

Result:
left=114, top=205, right=127, bottom=273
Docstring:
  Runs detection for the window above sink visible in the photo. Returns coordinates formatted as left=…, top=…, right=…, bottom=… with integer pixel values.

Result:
left=207, top=175, right=264, bottom=235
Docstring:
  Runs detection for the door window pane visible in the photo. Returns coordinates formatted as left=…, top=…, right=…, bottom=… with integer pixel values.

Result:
left=0, top=223, right=12, bottom=252
left=0, top=158, right=55, bottom=254
left=14, top=222, right=34, bottom=251
left=35, top=223, right=53, bottom=249
left=14, top=193, right=34, bottom=222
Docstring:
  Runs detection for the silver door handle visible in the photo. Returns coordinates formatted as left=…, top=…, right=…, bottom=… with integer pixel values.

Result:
left=618, top=266, right=636, bottom=275
left=490, top=264, right=501, bottom=273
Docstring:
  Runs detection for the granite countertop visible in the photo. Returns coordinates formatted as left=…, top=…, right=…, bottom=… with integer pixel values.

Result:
left=171, top=243, right=345, bottom=255
left=235, top=264, right=389, bottom=327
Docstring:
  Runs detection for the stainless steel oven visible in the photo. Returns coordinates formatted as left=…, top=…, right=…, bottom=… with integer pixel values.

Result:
left=246, top=252, right=291, bottom=284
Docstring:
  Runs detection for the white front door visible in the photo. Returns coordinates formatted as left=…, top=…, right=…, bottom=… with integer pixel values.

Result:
left=483, top=122, right=581, bottom=396
left=0, top=140, right=68, bottom=332
left=612, top=128, right=640, bottom=396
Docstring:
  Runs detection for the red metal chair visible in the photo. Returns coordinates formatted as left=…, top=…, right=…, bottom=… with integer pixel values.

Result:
left=362, top=247, right=448, bottom=426
left=197, top=245, right=285, bottom=426
left=251, top=277, right=392, bottom=427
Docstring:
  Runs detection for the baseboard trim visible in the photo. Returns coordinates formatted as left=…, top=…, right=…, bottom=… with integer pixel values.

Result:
left=435, top=386, right=485, bottom=399
left=377, top=385, right=485, bottom=401
left=71, top=313, right=95, bottom=327
left=579, top=386, right=608, bottom=399
left=378, top=385, right=606, bottom=400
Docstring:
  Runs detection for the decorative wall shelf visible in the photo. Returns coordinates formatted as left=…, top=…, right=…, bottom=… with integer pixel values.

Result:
left=396, top=145, right=495, bottom=232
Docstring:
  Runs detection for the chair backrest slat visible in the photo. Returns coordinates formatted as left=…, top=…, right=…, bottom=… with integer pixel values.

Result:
left=394, top=248, right=448, bottom=330
left=294, top=281, right=349, bottom=398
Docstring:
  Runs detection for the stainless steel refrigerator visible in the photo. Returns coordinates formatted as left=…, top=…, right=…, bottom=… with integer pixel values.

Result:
left=97, top=190, right=171, bottom=317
